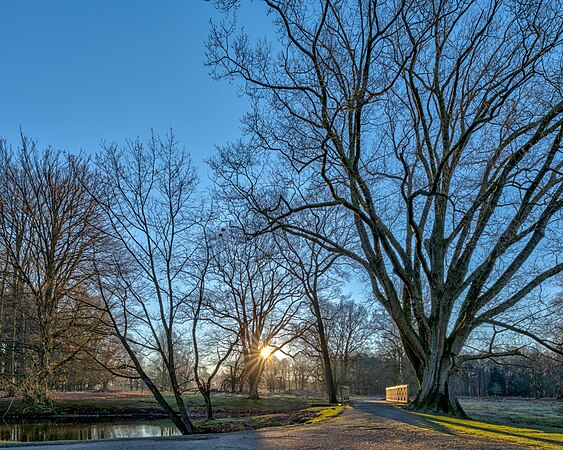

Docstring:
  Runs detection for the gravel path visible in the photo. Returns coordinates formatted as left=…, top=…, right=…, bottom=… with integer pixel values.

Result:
left=0, top=399, right=526, bottom=449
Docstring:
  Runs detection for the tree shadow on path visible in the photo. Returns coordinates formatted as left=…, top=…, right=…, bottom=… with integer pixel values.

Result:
left=354, top=399, right=454, bottom=432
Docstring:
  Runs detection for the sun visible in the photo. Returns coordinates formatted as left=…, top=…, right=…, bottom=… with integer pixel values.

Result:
left=260, top=346, right=272, bottom=359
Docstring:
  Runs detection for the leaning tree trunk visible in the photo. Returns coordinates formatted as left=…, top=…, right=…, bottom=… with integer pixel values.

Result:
left=409, top=351, right=467, bottom=417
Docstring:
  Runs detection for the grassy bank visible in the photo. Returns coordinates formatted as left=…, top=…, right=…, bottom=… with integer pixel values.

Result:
left=0, top=390, right=328, bottom=418
left=421, top=413, right=563, bottom=449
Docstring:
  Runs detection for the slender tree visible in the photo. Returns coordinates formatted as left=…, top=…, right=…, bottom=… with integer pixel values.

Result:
left=274, top=230, right=341, bottom=403
left=91, top=132, right=199, bottom=434
left=192, top=224, right=237, bottom=419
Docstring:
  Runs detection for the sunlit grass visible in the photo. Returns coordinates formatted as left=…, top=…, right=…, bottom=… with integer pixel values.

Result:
left=305, top=405, right=344, bottom=424
left=420, top=413, right=563, bottom=449
left=192, top=404, right=343, bottom=432
left=461, top=398, right=563, bottom=429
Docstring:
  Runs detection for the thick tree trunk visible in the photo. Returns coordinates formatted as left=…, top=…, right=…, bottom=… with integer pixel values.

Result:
left=409, top=353, right=467, bottom=417
left=245, top=349, right=264, bottom=400
left=322, top=351, right=338, bottom=404
left=248, top=372, right=260, bottom=400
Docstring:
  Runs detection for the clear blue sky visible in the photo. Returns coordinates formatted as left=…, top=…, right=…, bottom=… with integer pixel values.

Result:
left=0, top=0, right=270, bottom=170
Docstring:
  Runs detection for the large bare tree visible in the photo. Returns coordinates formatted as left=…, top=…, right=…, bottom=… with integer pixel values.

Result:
left=208, top=0, right=563, bottom=415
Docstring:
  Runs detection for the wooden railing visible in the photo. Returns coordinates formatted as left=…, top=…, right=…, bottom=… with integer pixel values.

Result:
left=385, top=384, right=409, bottom=403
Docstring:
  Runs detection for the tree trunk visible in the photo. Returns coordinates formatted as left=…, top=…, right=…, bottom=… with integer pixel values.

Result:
left=248, top=372, right=260, bottom=400
left=311, top=293, right=338, bottom=404
left=143, top=375, right=194, bottom=434
left=245, top=349, right=264, bottom=400
left=203, top=388, right=213, bottom=420
left=196, top=382, right=214, bottom=420
left=409, top=353, right=467, bottom=417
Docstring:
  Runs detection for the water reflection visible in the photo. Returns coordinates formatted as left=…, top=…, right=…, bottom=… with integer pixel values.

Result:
left=0, top=419, right=182, bottom=442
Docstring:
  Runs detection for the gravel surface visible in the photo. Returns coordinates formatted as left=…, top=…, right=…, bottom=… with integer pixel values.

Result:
left=0, top=398, right=526, bottom=449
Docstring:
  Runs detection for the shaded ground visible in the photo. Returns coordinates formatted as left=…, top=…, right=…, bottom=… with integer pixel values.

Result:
left=0, top=399, right=538, bottom=449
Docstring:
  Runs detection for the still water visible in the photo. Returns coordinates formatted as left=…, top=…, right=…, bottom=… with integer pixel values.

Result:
left=0, top=419, right=182, bottom=442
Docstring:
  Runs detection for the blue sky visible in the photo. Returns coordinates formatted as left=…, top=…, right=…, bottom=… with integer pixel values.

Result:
left=0, top=1, right=270, bottom=171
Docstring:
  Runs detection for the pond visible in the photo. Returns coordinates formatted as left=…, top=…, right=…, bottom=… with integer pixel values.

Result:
left=0, top=419, right=182, bottom=442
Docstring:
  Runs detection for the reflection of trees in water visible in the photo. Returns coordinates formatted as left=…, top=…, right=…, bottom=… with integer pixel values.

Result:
left=0, top=419, right=181, bottom=442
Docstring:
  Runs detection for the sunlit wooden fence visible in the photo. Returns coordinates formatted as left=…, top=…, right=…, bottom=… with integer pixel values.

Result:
left=385, top=384, right=409, bottom=403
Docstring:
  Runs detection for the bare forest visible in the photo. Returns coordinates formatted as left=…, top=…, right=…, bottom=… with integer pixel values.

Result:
left=1, top=0, right=563, bottom=436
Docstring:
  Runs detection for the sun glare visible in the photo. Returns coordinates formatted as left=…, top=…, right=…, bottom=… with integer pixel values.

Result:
left=260, top=347, right=272, bottom=359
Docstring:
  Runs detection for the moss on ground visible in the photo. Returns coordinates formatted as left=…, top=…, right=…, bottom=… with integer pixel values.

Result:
left=305, top=405, right=345, bottom=424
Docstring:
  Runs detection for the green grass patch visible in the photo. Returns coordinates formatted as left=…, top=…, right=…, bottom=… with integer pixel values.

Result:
left=305, top=405, right=345, bottom=424
left=0, top=391, right=325, bottom=418
left=193, top=404, right=343, bottom=433
left=420, top=413, right=563, bottom=450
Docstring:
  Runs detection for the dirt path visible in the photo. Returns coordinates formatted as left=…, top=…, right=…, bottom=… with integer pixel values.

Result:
left=0, top=399, right=526, bottom=449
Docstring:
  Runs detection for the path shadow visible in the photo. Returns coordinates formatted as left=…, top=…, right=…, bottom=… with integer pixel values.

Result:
left=352, top=399, right=455, bottom=435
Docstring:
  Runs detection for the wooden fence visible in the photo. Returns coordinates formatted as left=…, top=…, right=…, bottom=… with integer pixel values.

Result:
left=385, top=384, right=409, bottom=403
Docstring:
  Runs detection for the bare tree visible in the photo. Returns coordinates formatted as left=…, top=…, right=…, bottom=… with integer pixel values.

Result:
left=91, top=132, right=200, bottom=434
left=326, top=299, right=376, bottom=387
left=0, top=137, right=103, bottom=406
left=192, top=224, right=237, bottom=419
left=274, top=230, right=341, bottom=403
left=209, top=231, right=304, bottom=399
left=208, top=0, right=563, bottom=416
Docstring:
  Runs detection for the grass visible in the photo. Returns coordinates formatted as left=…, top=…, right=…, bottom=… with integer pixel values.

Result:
left=305, top=405, right=344, bottom=424
left=0, top=390, right=326, bottom=418
left=420, top=413, right=563, bottom=450
left=460, top=397, right=563, bottom=429
left=192, top=404, right=345, bottom=433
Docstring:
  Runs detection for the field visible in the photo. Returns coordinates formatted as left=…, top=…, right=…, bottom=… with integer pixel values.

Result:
left=461, top=397, right=563, bottom=429
left=419, top=397, right=563, bottom=449
left=0, top=390, right=324, bottom=416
